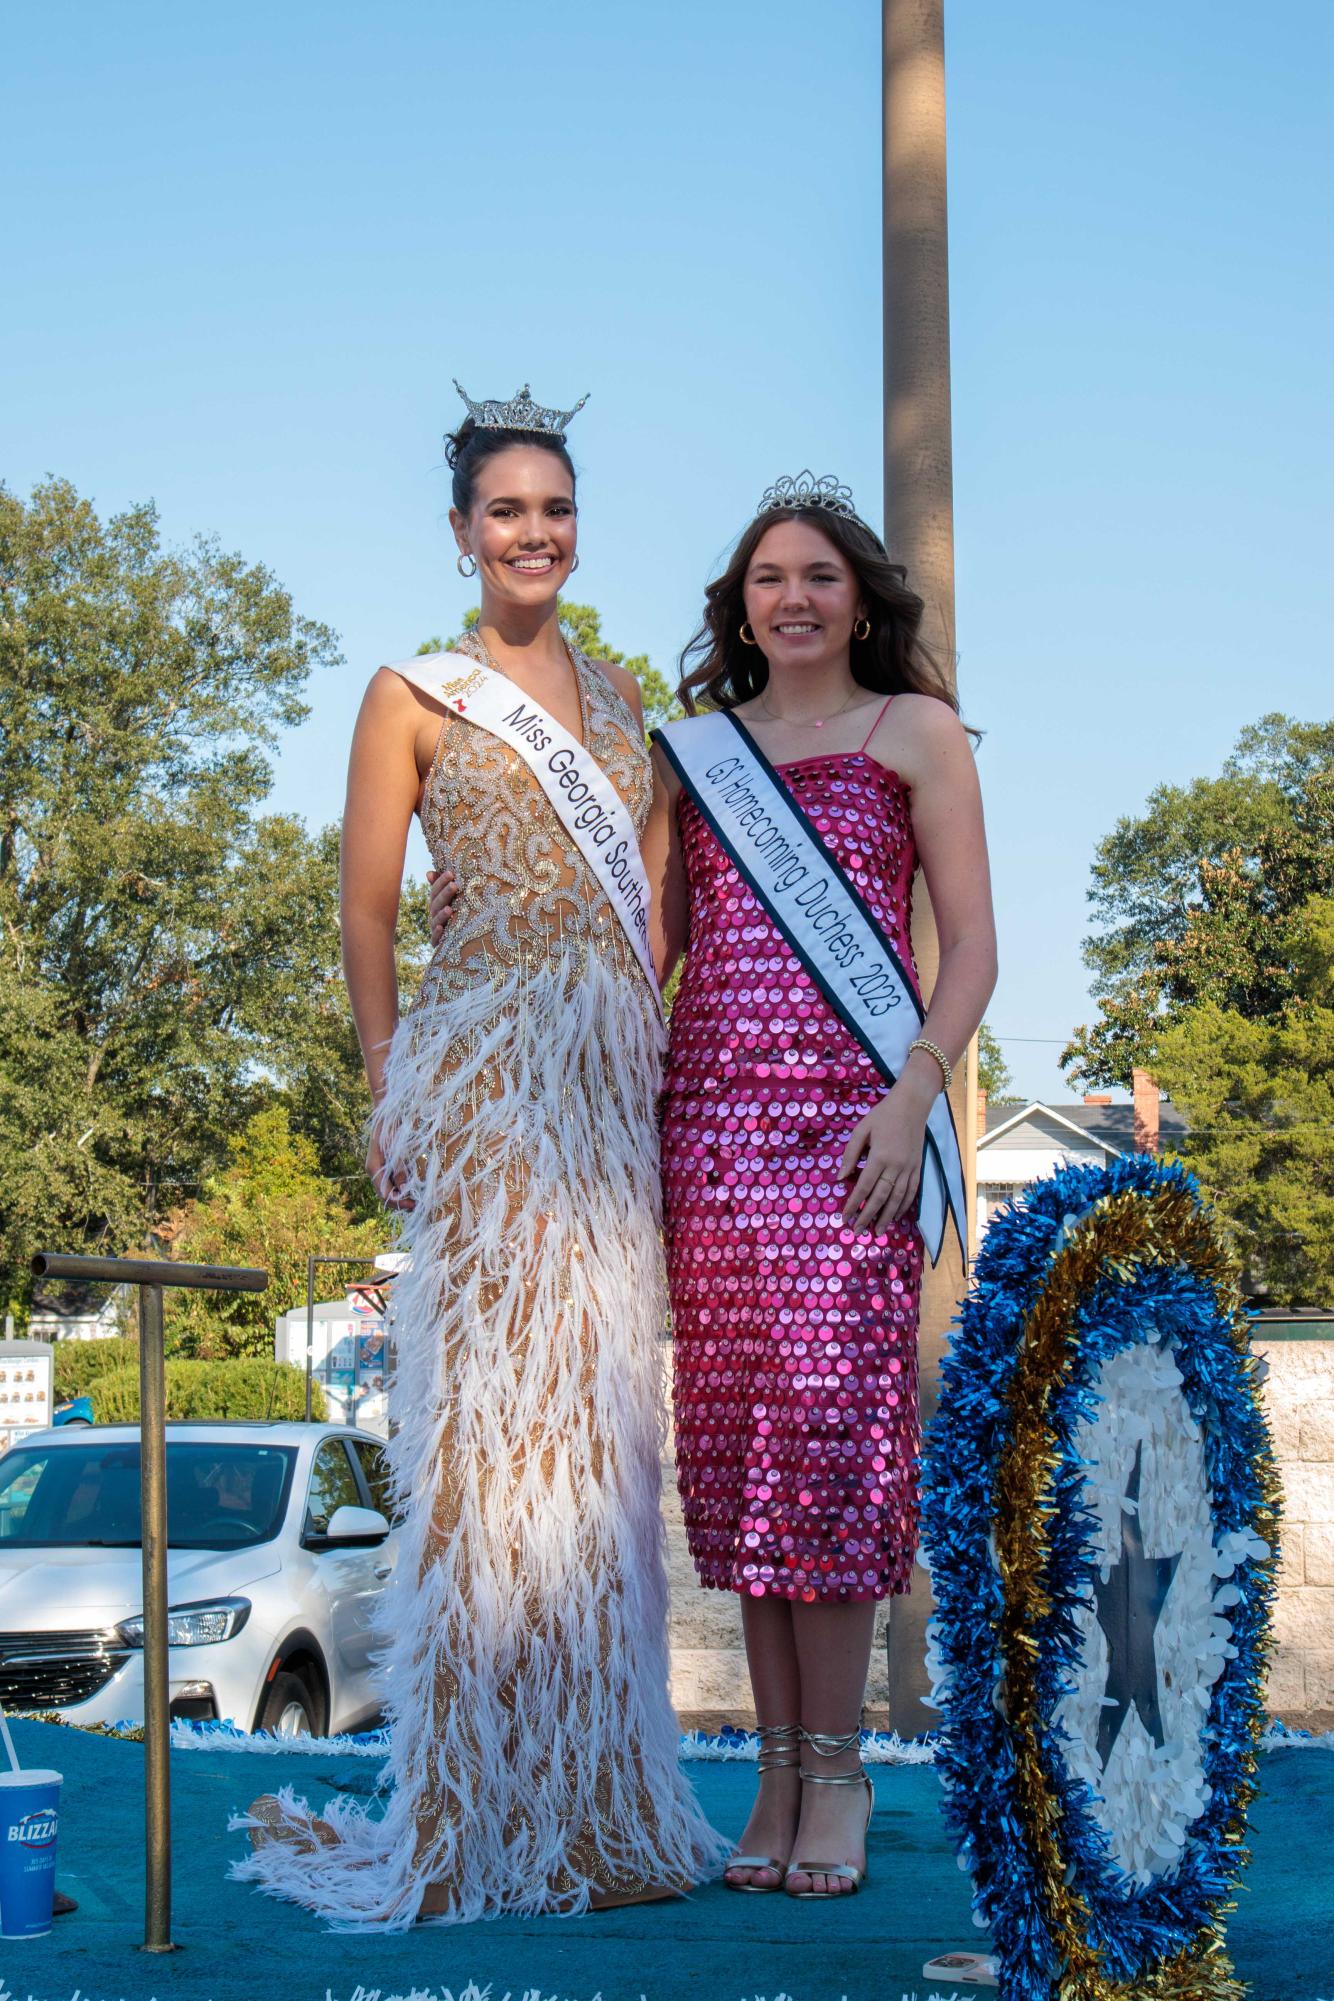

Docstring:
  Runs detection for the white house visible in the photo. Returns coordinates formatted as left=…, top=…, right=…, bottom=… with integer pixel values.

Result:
left=975, top=1072, right=1186, bottom=1247
left=26, top=1284, right=132, bottom=1342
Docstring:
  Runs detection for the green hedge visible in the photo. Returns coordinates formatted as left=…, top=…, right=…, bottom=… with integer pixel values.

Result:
left=88, top=1359, right=325, bottom=1424
left=53, top=1336, right=141, bottom=1402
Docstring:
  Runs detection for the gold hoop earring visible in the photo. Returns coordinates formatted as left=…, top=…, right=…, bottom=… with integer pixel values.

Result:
left=457, top=552, right=477, bottom=578
left=739, top=621, right=758, bottom=646
left=853, top=616, right=871, bottom=641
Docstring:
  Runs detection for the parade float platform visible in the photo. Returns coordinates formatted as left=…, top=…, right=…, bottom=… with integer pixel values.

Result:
left=3, top=1719, right=1329, bottom=2001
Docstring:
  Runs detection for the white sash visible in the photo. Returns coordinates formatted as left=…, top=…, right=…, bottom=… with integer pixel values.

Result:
left=388, top=651, right=659, bottom=998
left=655, top=710, right=966, bottom=1266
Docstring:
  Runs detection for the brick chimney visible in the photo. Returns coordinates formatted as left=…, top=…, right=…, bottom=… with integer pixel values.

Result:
left=1083, top=1093, right=1112, bottom=1107
left=977, top=1087, right=988, bottom=1132
left=1132, top=1068, right=1161, bottom=1153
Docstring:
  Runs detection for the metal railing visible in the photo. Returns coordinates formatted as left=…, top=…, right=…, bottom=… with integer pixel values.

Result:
left=30, top=1250, right=268, bottom=1954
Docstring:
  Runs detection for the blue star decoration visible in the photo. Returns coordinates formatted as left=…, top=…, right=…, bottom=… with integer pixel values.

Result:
left=1092, top=1442, right=1182, bottom=1769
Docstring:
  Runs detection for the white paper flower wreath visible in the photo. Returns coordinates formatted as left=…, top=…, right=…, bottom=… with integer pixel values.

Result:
left=1055, top=1338, right=1265, bottom=1885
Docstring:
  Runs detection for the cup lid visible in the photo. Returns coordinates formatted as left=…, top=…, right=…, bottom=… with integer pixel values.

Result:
left=0, top=1768, right=62, bottom=1786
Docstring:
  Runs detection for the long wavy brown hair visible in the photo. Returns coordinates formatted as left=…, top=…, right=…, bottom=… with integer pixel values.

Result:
left=677, top=505, right=957, bottom=715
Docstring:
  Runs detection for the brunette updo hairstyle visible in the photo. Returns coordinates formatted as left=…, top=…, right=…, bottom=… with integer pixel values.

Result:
left=444, top=419, right=577, bottom=515
left=677, top=505, right=956, bottom=715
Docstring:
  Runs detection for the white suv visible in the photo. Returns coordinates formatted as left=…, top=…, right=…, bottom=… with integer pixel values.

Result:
left=0, top=1421, right=398, bottom=1736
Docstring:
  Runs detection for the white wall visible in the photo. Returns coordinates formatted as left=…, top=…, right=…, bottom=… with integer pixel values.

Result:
left=975, top=1142, right=1112, bottom=1243
left=1256, top=1336, right=1334, bottom=1728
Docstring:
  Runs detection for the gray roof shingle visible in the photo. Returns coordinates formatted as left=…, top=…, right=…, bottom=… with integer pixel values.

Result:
left=982, top=1098, right=1188, bottom=1149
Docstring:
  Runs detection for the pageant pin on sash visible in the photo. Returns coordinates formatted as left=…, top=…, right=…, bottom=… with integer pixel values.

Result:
left=654, top=709, right=966, bottom=1264
left=387, top=652, right=659, bottom=998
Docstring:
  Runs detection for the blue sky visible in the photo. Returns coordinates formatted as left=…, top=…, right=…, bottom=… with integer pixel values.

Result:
left=4, top=0, right=1330, bottom=1103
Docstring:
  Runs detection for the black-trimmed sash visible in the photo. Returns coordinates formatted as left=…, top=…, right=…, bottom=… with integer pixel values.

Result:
left=654, top=710, right=966, bottom=1266
left=387, top=651, right=659, bottom=1001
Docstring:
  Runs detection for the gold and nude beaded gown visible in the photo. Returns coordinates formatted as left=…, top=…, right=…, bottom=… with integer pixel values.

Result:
left=233, top=641, right=726, bottom=1928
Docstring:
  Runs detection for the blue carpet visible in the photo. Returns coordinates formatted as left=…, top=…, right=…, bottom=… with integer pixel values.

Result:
left=2, top=1720, right=1330, bottom=2001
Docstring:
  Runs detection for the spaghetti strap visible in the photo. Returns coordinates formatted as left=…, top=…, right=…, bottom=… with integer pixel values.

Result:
left=859, top=694, right=894, bottom=751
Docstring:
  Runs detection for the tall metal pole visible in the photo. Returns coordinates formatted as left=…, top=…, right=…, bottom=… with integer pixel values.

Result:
left=883, top=0, right=955, bottom=672
left=32, top=1251, right=268, bottom=1955
left=305, top=1254, right=316, bottom=1423
left=138, top=1281, right=172, bottom=1952
left=882, top=0, right=975, bottom=1732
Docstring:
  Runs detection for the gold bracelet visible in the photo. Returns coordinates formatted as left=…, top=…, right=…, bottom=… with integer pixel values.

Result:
left=907, top=1037, right=953, bottom=1090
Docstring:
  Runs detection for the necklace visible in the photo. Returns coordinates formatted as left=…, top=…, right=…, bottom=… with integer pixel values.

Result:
left=756, top=686, right=872, bottom=730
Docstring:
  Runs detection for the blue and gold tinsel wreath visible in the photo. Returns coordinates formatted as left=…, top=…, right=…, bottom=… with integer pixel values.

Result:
left=921, top=1154, right=1280, bottom=2001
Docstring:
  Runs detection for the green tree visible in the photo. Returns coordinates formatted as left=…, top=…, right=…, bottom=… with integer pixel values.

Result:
left=975, top=1022, right=1014, bottom=1098
left=234, top=818, right=429, bottom=1219
left=0, top=477, right=347, bottom=1307
left=90, top=1356, right=325, bottom=1422
left=431, top=601, right=683, bottom=732
left=1153, top=894, right=1334, bottom=1307
left=1063, top=715, right=1334, bottom=1088
left=52, top=1333, right=141, bottom=1402
left=164, top=1105, right=382, bottom=1359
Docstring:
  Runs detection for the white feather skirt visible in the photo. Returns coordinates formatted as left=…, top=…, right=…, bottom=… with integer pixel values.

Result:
left=231, top=948, right=727, bottom=1928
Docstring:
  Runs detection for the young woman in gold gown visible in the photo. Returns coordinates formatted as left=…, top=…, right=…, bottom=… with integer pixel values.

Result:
left=235, top=386, right=725, bottom=1927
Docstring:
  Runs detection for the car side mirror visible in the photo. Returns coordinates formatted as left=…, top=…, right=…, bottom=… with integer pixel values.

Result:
left=323, top=1504, right=391, bottom=1545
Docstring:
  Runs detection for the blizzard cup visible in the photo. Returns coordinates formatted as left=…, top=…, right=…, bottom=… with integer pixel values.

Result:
left=0, top=1768, right=62, bottom=1939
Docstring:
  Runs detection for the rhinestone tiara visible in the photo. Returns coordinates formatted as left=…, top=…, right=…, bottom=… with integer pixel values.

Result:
left=757, top=471, right=862, bottom=521
left=452, top=379, right=589, bottom=441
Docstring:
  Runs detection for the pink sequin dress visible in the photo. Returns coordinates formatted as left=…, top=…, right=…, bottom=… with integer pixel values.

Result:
left=661, top=726, right=925, bottom=1604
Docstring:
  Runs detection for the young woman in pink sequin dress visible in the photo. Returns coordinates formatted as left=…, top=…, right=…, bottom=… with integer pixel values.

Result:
left=645, top=486, right=996, bottom=1899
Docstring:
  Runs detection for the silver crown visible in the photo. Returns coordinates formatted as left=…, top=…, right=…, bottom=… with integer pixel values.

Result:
left=452, top=379, right=589, bottom=440
left=757, top=471, right=861, bottom=520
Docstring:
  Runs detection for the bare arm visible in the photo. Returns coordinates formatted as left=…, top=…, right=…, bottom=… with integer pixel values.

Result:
left=644, top=743, right=689, bottom=985
left=592, top=661, right=689, bottom=988
left=840, top=697, right=997, bottom=1230
left=894, top=695, right=998, bottom=1103
left=340, top=669, right=423, bottom=1111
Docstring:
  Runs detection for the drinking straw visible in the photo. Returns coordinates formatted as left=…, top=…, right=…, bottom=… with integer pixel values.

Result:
left=0, top=1701, right=20, bottom=1774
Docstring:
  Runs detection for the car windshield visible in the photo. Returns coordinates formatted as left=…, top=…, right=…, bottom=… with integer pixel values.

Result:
left=0, top=1441, right=297, bottom=1551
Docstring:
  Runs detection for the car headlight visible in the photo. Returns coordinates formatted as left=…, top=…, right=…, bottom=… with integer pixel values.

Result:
left=116, top=1598, right=251, bottom=1647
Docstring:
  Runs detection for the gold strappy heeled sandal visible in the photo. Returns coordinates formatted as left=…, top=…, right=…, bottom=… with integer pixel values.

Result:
left=588, top=1880, right=686, bottom=1910
left=785, top=1726, right=873, bottom=1899
left=245, top=1793, right=339, bottom=1856
left=723, top=1722, right=802, bottom=1893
